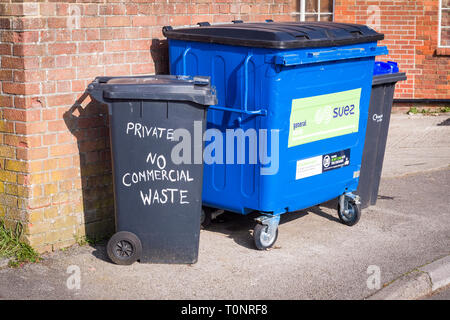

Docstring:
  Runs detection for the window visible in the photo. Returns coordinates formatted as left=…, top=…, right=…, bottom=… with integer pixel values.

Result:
left=439, top=0, right=450, bottom=47
left=296, top=0, right=334, bottom=22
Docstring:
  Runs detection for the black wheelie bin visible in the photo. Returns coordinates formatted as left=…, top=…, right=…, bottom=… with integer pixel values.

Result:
left=357, top=61, right=407, bottom=208
left=88, top=75, right=216, bottom=264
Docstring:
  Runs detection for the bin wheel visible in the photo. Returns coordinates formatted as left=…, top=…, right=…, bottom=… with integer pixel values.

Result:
left=253, top=223, right=278, bottom=250
left=107, top=231, right=142, bottom=265
left=337, top=198, right=361, bottom=226
left=200, top=207, right=212, bottom=228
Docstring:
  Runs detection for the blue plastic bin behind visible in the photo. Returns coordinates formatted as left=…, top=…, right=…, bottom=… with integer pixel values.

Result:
left=374, top=61, right=399, bottom=75
left=164, top=22, right=387, bottom=215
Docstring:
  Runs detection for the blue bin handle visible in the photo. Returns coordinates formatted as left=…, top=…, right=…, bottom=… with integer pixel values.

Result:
left=209, top=54, right=267, bottom=116
left=181, top=48, right=267, bottom=116
left=182, top=46, right=191, bottom=75
left=243, top=54, right=253, bottom=112
left=273, top=46, right=388, bottom=66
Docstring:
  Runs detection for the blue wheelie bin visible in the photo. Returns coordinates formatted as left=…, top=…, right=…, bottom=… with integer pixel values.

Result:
left=163, top=21, right=387, bottom=249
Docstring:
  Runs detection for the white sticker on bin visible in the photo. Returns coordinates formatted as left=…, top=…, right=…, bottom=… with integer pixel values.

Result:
left=296, top=149, right=351, bottom=180
left=296, top=155, right=322, bottom=180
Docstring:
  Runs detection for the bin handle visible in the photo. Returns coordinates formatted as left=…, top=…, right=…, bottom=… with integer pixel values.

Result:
left=182, top=46, right=191, bottom=75
left=181, top=50, right=266, bottom=116
left=209, top=54, right=267, bottom=116
left=87, top=78, right=105, bottom=104
left=273, top=46, right=388, bottom=66
left=243, top=53, right=252, bottom=112
left=182, top=47, right=267, bottom=116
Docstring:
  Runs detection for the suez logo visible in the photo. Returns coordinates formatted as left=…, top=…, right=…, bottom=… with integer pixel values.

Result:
left=293, top=104, right=356, bottom=130
left=333, top=104, right=356, bottom=118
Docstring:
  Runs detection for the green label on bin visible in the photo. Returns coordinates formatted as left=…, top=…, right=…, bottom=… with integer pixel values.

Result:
left=288, top=88, right=361, bottom=148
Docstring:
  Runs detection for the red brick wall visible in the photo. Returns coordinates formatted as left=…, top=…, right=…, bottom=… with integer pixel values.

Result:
left=0, top=0, right=295, bottom=252
left=335, top=0, right=450, bottom=100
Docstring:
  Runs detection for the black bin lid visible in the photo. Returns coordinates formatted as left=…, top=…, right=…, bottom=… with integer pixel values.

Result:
left=163, top=21, right=384, bottom=49
left=88, top=75, right=217, bottom=106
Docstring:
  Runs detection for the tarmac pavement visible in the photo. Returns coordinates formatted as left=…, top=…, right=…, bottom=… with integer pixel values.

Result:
left=381, top=113, right=450, bottom=177
left=0, top=113, right=449, bottom=300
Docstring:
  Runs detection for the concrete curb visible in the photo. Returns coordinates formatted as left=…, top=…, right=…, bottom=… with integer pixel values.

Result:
left=367, top=255, right=450, bottom=300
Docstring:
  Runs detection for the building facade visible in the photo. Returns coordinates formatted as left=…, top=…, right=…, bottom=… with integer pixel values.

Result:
left=333, top=0, right=449, bottom=101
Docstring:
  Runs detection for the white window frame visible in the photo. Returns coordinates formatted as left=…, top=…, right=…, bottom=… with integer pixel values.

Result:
left=297, top=0, right=335, bottom=22
left=439, top=0, right=450, bottom=48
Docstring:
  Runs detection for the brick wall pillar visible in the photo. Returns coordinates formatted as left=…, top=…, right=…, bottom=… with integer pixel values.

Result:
left=1, top=1, right=51, bottom=247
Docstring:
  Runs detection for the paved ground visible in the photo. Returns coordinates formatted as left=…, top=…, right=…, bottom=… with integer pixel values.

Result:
left=423, top=285, right=450, bottom=300
left=382, top=114, right=450, bottom=178
left=0, top=113, right=449, bottom=300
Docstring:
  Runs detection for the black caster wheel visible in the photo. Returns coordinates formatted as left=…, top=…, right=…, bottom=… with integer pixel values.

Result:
left=253, top=223, right=278, bottom=250
left=107, top=231, right=142, bottom=265
left=200, top=207, right=212, bottom=228
left=337, top=197, right=361, bottom=226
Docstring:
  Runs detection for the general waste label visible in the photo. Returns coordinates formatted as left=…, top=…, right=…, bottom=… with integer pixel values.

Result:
left=288, top=88, right=361, bottom=148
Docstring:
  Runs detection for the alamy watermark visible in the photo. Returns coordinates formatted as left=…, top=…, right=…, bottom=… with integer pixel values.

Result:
left=125, top=121, right=280, bottom=176
left=366, top=265, right=381, bottom=290
left=366, top=5, right=381, bottom=31
left=66, top=265, right=81, bottom=290
left=67, top=5, right=81, bottom=30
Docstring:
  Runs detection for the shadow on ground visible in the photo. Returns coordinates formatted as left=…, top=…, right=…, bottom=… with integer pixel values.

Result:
left=203, top=198, right=342, bottom=249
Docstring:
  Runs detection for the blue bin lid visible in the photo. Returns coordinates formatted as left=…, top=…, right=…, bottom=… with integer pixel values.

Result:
left=374, top=61, right=399, bottom=75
